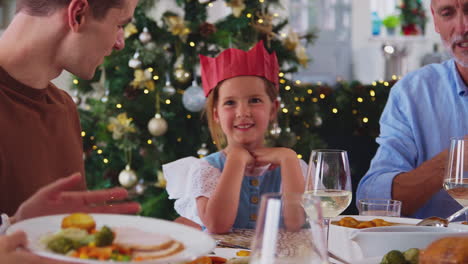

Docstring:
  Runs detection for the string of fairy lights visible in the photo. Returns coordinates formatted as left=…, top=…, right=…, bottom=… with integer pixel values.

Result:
left=73, top=0, right=401, bottom=182
left=79, top=71, right=400, bottom=165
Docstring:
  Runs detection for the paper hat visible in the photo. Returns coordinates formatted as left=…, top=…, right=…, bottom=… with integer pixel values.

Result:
left=199, top=41, right=279, bottom=97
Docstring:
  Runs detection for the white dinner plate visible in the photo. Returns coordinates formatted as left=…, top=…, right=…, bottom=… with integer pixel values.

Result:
left=7, top=214, right=216, bottom=264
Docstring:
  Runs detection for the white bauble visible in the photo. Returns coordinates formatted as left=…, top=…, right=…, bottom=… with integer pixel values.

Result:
left=139, top=27, right=152, bottom=44
left=129, top=52, right=142, bottom=69
left=182, top=80, right=206, bottom=112
left=148, top=114, right=168, bottom=136
left=119, top=166, right=138, bottom=188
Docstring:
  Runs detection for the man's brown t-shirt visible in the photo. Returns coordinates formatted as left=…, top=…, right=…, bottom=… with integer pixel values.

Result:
left=0, top=67, right=85, bottom=216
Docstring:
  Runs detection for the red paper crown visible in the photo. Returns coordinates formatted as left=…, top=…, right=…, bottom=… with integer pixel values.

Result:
left=199, top=41, right=279, bottom=97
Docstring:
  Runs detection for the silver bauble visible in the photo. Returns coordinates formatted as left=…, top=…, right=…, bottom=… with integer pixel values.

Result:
left=163, top=80, right=176, bottom=96
left=182, top=80, right=206, bottom=112
left=134, top=179, right=147, bottom=195
left=314, top=115, right=323, bottom=127
left=139, top=27, right=152, bottom=44
left=145, top=41, right=157, bottom=51
left=128, top=52, right=142, bottom=69
left=269, top=123, right=282, bottom=138
left=148, top=114, right=168, bottom=136
left=119, top=165, right=138, bottom=188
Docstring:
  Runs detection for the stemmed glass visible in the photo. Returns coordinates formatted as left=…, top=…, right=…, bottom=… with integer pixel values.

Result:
left=305, top=149, right=352, bottom=241
left=443, top=138, right=468, bottom=220
left=249, top=193, right=329, bottom=264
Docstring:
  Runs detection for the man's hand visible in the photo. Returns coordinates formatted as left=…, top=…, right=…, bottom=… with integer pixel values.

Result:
left=13, top=173, right=141, bottom=222
left=0, top=231, right=78, bottom=264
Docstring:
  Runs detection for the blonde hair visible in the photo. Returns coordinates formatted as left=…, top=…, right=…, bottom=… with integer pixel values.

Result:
left=204, top=77, right=278, bottom=150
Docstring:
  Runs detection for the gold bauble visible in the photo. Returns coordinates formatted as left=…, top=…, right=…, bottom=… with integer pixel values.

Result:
left=174, top=67, right=191, bottom=83
left=148, top=114, right=168, bottom=136
left=118, top=165, right=138, bottom=188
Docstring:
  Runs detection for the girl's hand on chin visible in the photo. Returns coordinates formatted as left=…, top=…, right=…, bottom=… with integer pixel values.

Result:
left=251, top=147, right=297, bottom=168
left=225, top=145, right=255, bottom=167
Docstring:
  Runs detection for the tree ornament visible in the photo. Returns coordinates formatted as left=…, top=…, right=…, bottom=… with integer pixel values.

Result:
left=252, top=12, right=276, bottom=46
left=119, top=164, right=138, bottom=188
left=139, top=27, right=152, bottom=44
left=124, top=23, right=138, bottom=38
left=128, top=52, right=142, bottom=69
left=107, top=112, right=136, bottom=140
left=284, top=30, right=299, bottom=51
left=145, top=41, right=157, bottom=51
left=226, top=0, right=246, bottom=17
left=199, top=22, right=217, bottom=38
left=182, top=79, right=206, bottom=112
left=148, top=113, right=168, bottom=136
left=197, top=143, right=210, bottom=157
left=174, top=66, right=191, bottom=83
left=101, top=89, right=109, bottom=103
left=163, top=15, right=190, bottom=40
left=269, top=122, right=282, bottom=138
left=71, top=90, right=81, bottom=105
left=314, top=115, right=323, bottom=127
left=134, top=179, right=147, bottom=195
left=163, top=73, right=176, bottom=96
left=154, top=170, right=166, bottom=188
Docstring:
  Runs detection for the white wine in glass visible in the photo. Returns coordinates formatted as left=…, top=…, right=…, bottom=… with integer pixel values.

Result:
left=305, top=149, right=352, bottom=241
left=306, top=189, right=352, bottom=218
left=443, top=138, right=468, bottom=214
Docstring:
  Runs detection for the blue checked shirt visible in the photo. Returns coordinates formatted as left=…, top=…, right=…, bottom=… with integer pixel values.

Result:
left=357, top=59, right=467, bottom=220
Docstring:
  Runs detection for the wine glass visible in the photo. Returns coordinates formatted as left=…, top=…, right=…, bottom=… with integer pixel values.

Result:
left=443, top=138, right=468, bottom=220
left=305, top=149, right=352, bottom=241
left=249, top=193, right=329, bottom=264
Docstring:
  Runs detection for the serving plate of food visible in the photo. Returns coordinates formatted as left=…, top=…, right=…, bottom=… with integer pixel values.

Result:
left=328, top=215, right=468, bottom=263
left=7, top=213, right=216, bottom=263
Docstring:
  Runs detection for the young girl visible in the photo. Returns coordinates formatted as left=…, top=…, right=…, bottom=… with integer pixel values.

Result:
left=164, top=41, right=307, bottom=234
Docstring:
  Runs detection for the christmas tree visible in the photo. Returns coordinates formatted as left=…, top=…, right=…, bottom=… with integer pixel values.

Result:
left=72, top=0, right=320, bottom=219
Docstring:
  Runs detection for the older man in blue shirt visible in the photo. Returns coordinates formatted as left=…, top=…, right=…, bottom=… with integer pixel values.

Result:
left=357, top=0, right=468, bottom=220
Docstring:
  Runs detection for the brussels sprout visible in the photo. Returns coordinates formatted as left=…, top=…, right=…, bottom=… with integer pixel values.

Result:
left=47, top=237, right=79, bottom=254
left=380, top=250, right=406, bottom=264
left=94, top=226, right=115, bottom=247
left=403, top=248, right=419, bottom=264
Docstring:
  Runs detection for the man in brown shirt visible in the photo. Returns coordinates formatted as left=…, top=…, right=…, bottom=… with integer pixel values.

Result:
left=0, top=0, right=139, bottom=263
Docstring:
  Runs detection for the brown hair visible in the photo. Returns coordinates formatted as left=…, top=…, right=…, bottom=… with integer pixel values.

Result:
left=16, top=0, right=124, bottom=20
left=204, top=77, right=279, bottom=150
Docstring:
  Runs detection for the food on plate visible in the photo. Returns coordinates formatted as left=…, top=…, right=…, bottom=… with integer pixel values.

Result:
left=402, top=248, right=419, bottom=264
left=187, top=249, right=250, bottom=264
left=333, top=216, right=396, bottom=228
left=61, top=212, right=96, bottom=232
left=187, top=256, right=227, bottom=264
left=225, top=257, right=249, bottom=264
left=419, top=236, right=468, bottom=264
left=42, top=213, right=185, bottom=262
left=380, top=248, right=420, bottom=264
left=235, top=250, right=250, bottom=257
